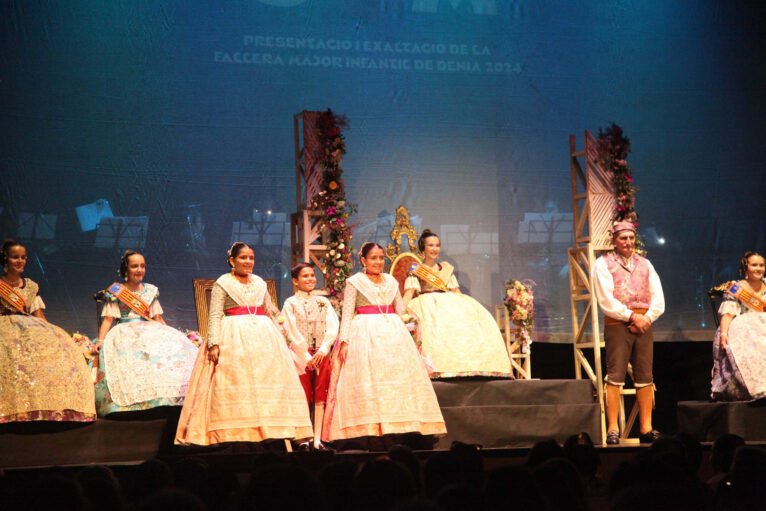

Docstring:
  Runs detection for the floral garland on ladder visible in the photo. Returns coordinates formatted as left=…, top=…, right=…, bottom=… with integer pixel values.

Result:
left=597, top=123, right=638, bottom=226
left=504, top=279, right=535, bottom=351
left=310, top=109, right=357, bottom=297
left=597, top=123, right=646, bottom=252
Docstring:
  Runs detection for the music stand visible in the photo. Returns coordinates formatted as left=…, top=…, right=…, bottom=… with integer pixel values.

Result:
left=516, top=213, right=572, bottom=244
left=17, top=212, right=57, bottom=240
left=94, top=216, right=149, bottom=250
left=230, top=212, right=288, bottom=247
left=440, top=224, right=499, bottom=256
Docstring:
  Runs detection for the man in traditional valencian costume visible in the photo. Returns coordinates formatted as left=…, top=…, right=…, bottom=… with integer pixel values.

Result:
left=592, top=221, right=665, bottom=444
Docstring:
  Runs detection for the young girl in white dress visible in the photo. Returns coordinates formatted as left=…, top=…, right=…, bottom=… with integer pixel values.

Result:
left=322, top=242, right=446, bottom=443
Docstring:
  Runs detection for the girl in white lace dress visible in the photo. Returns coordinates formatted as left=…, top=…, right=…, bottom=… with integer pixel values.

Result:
left=322, top=242, right=446, bottom=442
left=93, top=250, right=198, bottom=415
left=175, top=242, right=312, bottom=445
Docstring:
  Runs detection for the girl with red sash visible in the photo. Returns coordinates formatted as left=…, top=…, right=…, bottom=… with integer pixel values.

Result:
left=0, top=239, right=95, bottom=422
left=322, top=242, right=446, bottom=443
left=93, top=250, right=198, bottom=416
left=175, top=242, right=312, bottom=445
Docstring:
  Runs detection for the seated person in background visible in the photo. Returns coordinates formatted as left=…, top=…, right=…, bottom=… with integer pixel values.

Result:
left=93, top=249, right=198, bottom=415
left=402, top=230, right=512, bottom=378
left=711, top=251, right=766, bottom=401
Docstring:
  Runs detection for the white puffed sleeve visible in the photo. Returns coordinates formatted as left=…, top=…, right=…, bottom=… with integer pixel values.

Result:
left=148, top=300, right=164, bottom=317
left=404, top=275, right=421, bottom=292
left=28, top=295, right=46, bottom=314
left=719, top=293, right=740, bottom=318
left=101, top=301, right=121, bottom=318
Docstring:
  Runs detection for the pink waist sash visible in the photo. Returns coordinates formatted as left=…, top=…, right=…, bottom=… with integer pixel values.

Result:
left=225, top=306, right=266, bottom=316
left=355, top=305, right=395, bottom=315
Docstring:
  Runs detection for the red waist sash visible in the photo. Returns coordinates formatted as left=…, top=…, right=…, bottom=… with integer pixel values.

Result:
left=355, top=305, right=395, bottom=314
left=225, top=306, right=267, bottom=316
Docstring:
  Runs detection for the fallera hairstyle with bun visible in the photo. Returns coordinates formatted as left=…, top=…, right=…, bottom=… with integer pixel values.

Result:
left=740, top=251, right=765, bottom=277
left=227, top=242, right=254, bottom=268
left=119, top=249, right=142, bottom=279
left=359, top=242, right=384, bottom=259
left=417, top=229, right=439, bottom=252
left=0, top=238, right=24, bottom=267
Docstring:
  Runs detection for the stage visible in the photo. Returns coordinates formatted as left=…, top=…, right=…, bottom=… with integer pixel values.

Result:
left=0, top=378, right=595, bottom=469
left=2, top=356, right=764, bottom=471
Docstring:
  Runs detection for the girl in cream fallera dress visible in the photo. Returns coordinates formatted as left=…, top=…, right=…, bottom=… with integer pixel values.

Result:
left=403, top=230, right=512, bottom=378
left=323, top=242, right=446, bottom=442
left=176, top=243, right=312, bottom=445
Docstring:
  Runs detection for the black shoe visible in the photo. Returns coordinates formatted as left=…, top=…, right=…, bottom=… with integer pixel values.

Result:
left=606, top=430, right=620, bottom=445
left=639, top=429, right=661, bottom=444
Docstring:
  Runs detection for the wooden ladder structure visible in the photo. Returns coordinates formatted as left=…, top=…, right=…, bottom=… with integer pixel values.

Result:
left=290, top=111, right=329, bottom=285
left=568, top=131, right=639, bottom=445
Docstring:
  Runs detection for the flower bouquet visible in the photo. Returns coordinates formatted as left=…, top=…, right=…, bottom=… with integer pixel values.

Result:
left=72, top=332, right=96, bottom=363
left=504, top=279, right=535, bottom=352
left=400, top=312, right=420, bottom=347
left=184, top=330, right=203, bottom=347
left=71, top=332, right=98, bottom=382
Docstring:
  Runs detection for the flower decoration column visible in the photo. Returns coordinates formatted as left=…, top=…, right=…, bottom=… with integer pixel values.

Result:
left=597, top=124, right=639, bottom=225
left=310, top=109, right=357, bottom=297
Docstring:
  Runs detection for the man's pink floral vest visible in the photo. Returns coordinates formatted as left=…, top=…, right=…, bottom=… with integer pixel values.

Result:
left=603, top=252, right=651, bottom=309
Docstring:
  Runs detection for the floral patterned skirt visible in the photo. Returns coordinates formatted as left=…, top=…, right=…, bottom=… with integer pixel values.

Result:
left=95, top=321, right=198, bottom=416
left=711, top=313, right=766, bottom=401
left=0, top=315, right=95, bottom=422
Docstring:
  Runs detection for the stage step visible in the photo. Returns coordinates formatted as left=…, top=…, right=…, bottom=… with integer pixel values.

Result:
left=0, top=380, right=603, bottom=468
left=677, top=400, right=766, bottom=442
left=432, top=379, right=601, bottom=449
left=432, top=378, right=596, bottom=406
left=0, top=408, right=180, bottom=469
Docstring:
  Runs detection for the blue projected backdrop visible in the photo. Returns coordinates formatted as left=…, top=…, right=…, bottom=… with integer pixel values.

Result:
left=1, top=1, right=764, bottom=342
